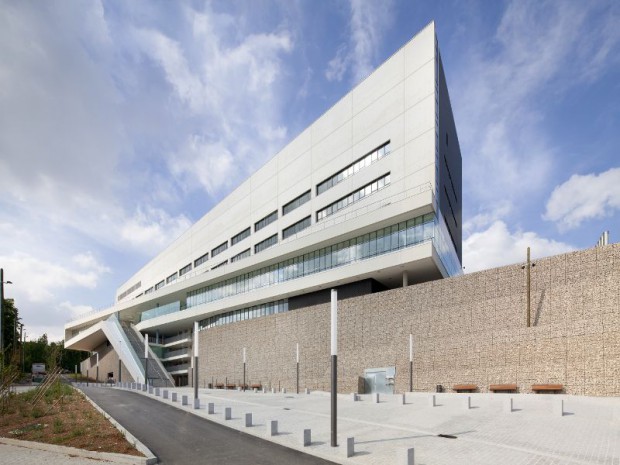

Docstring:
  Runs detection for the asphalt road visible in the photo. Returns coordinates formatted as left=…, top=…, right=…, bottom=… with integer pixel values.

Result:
left=81, top=387, right=337, bottom=465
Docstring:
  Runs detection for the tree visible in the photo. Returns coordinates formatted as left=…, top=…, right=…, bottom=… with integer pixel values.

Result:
left=1, top=298, right=20, bottom=364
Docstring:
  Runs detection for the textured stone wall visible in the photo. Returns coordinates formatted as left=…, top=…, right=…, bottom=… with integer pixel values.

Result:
left=198, top=244, right=619, bottom=396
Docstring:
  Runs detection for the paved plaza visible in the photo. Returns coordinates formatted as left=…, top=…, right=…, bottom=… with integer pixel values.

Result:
left=108, top=384, right=620, bottom=465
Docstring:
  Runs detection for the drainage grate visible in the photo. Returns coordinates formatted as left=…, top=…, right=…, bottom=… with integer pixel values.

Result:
left=283, top=407, right=291, bottom=410
left=437, top=434, right=457, bottom=439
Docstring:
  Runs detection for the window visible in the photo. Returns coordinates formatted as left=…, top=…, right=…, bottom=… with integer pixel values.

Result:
left=212, top=241, right=228, bottom=258
left=317, top=173, right=391, bottom=221
left=154, top=280, right=165, bottom=290
left=255, top=234, right=278, bottom=254
left=231, top=227, right=251, bottom=246
left=166, top=272, right=178, bottom=284
left=316, top=141, right=391, bottom=195
left=282, top=190, right=311, bottom=216
left=255, top=210, right=278, bottom=232
left=194, top=252, right=209, bottom=268
left=118, top=281, right=141, bottom=301
left=179, top=263, right=192, bottom=276
left=231, top=248, right=251, bottom=263
left=282, top=216, right=311, bottom=240
left=211, top=260, right=228, bottom=270
left=144, top=286, right=154, bottom=295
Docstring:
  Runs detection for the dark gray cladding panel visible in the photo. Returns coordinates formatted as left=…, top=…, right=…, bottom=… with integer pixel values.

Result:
left=288, top=279, right=387, bottom=311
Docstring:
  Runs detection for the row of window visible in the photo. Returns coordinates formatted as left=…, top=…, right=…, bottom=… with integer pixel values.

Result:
left=317, top=173, right=391, bottom=221
left=136, top=143, right=392, bottom=300
left=118, top=281, right=141, bottom=301
left=316, top=141, right=390, bottom=195
left=255, top=234, right=278, bottom=254
left=199, top=299, right=289, bottom=329
left=283, top=190, right=311, bottom=216
left=282, top=216, right=311, bottom=240
left=212, top=260, right=228, bottom=270
left=185, top=213, right=435, bottom=309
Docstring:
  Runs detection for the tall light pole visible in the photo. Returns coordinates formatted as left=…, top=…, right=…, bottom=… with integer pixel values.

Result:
left=409, top=334, right=413, bottom=392
left=242, top=347, right=246, bottom=391
left=193, top=321, right=199, bottom=400
left=330, top=289, right=338, bottom=447
left=144, top=333, right=149, bottom=386
left=522, top=247, right=535, bottom=327
left=296, top=342, right=300, bottom=394
left=1, top=268, right=14, bottom=372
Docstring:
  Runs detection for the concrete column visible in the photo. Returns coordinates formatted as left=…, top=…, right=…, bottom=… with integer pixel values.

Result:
left=225, top=407, right=232, bottom=420
left=403, top=447, right=415, bottom=465
left=245, top=413, right=252, bottom=427
left=346, top=437, right=355, bottom=458
left=269, top=420, right=278, bottom=436
left=303, top=429, right=311, bottom=446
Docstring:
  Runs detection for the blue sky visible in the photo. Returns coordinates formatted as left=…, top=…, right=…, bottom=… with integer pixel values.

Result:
left=1, top=0, right=618, bottom=342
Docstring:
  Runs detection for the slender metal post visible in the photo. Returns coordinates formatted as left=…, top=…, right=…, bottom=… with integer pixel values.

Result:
left=95, top=352, right=99, bottom=382
left=194, top=322, right=199, bottom=399
left=296, top=342, right=300, bottom=394
left=409, top=334, right=413, bottom=392
left=527, top=247, right=531, bottom=328
left=0, top=268, right=4, bottom=372
left=118, top=358, right=122, bottom=383
left=330, top=289, right=338, bottom=447
left=144, top=333, right=149, bottom=386
left=242, top=347, right=246, bottom=391
left=75, top=365, right=77, bottom=383
left=86, top=369, right=89, bottom=386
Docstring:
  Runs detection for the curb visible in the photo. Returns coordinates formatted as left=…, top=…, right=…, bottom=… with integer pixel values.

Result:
left=0, top=436, right=146, bottom=464
left=78, top=387, right=158, bottom=465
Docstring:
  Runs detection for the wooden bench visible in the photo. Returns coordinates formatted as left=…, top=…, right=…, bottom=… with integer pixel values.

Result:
left=250, top=383, right=262, bottom=390
left=453, top=384, right=477, bottom=393
left=489, top=384, right=517, bottom=393
left=225, top=384, right=236, bottom=390
left=532, top=384, right=563, bottom=393
left=215, top=383, right=224, bottom=389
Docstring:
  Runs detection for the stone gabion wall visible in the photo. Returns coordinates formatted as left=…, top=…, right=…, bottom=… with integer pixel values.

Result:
left=199, top=244, right=619, bottom=396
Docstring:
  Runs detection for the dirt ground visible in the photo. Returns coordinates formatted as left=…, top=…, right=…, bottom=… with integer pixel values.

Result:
left=0, top=382, right=143, bottom=456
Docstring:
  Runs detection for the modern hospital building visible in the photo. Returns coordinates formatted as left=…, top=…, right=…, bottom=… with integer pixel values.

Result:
left=65, top=23, right=619, bottom=396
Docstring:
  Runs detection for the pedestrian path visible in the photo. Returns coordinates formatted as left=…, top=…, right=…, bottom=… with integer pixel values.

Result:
left=0, top=437, right=145, bottom=465
left=111, top=382, right=620, bottom=465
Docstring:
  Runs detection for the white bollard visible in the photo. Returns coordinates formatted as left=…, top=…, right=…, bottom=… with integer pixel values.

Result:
left=305, top=388, right=310, bottom=394
left=346, top=437, right=355, bottom=458
left=262, top=387, right=266, bottom=394
left=504, top=397, right=513, bottom=413
left=163, top=390, right=169, bottom=399
left=148, top=386, right=153, bottom=394
left=403, top=447, right=415, bottom=465
left=282, top=388, right=286, bottom=394
left=208, top=402, right=215, bottom=414
left=401, top=393, right=406, bottom=405
left=429, top=394, right=436, bottom=407
left=155, top=388, right=160, bottom=397
left=171, top=392, right=177, bottom=402
left=271, top=388, right=276, bottom=394
left=553, top=399, right=564, bottom=417
left=465, top=396, right=472, bottom=410
left=303, top=429, right=311, bottom=446
left=137, top=383, right=141, bottom=390
left=374, top=393, right=380, bottom=403
left=245, top=413, right=252, bottom=427
left=269, top=420, right=278, bottom=436
left=142, top=384, right=147, bottom=392
left=351, top=393, right=358, bottom=402
left=225, top=407, right=232, bottom=420
left=182, top=395, right=188, bottom=406
left=253, top=388, right=257, bottom=393
left=194, top=398, right=200, bottom=409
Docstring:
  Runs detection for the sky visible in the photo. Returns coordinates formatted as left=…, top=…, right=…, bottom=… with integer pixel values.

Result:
left=1, top=0, right=618, bottom=343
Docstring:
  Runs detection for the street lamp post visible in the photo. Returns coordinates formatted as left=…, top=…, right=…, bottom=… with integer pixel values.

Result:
left=93, top=351, right=99, bottom=383
left=330, top=289, right=338, bottom=447
left=409, top=334, right=413, bottom=392
left=242, top=347, right=246, bottom=391
left=296, top=343, right=300, bottom=394
left=193, top=321, right=199, bottom=400
left=1, top=268, right=14, bottom=372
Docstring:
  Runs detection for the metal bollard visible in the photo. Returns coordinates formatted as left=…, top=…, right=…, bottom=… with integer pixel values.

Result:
left=374, top=393, right=380, bottom=403
left=346, top=437, right=355, bottom=457
left=303, top=429, right=311, bottom=446
left=403, top=447, right=415, bottom=465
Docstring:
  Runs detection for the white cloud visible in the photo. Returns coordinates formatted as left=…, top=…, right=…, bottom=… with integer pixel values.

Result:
left=325, top=0, right=393, bottom=84
left=59, top=301, right=96, bottom=320
left=120, top=207, right=192, bottom=254
left=463, top=220, right=574, bottom=273
left=543, top=167, right=620, bottom=231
